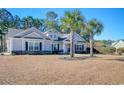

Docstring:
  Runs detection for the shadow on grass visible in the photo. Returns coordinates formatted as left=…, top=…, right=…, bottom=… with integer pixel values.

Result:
left=104, top=58, right=124, bottom=62
left=60, top=56, right=102, bottom=61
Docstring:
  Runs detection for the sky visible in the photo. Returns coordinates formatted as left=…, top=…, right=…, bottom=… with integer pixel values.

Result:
left=6, top=8, right=124, bottom=40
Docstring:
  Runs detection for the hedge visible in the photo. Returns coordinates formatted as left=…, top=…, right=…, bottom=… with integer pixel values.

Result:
left=97, top=47, right=116, bottom=54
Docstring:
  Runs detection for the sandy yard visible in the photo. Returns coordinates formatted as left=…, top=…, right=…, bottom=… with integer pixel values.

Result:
left=0, top=54, right=124, bottom=85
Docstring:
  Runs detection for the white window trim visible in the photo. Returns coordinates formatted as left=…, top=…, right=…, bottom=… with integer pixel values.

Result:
left=28, top=41, right=40, bottom=51
left=76, top=44, right=83, bottom=51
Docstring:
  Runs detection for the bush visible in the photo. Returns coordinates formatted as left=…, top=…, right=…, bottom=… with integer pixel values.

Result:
left=117, top=48, right=124, bottom=55
left=98, top=47, right=116, bottom=54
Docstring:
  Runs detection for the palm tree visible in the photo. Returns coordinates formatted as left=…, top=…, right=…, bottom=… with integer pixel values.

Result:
left=83, top=19, right=103, bottom=56
left=61, top=9, right=85, bottom=58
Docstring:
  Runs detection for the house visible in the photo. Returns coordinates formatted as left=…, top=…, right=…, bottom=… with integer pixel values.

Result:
left=111, top=40, right=124, bottom=49
left=6, top=27, right=87, bottom=55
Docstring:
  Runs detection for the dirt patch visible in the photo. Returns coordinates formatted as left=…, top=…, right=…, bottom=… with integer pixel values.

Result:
left=60, top=56, right=101, bottom=61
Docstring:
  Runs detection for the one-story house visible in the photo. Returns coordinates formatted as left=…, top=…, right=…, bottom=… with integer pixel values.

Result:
left=111, top=40, right=124, bottom=49
left=6, top=27, right=87, bottom=55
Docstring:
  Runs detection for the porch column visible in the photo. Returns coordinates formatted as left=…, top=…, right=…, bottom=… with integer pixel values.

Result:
left=21, top=38, right=24, bottom=51
left=9, top=38, right=13, bottom=54
left=63, top=43, right=66, bottom=53
left=83, top=43, right=86, bottom=51
left=42, top=40, right=45, bottom=51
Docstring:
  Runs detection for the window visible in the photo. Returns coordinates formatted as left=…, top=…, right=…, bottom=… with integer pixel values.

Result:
left=54, top=35, right=56, bottom=38
left=76, top=45, right=82, bottom=51
left=82, top=45, right=84, bottom=51
left=50, top=35, right=52, bottom=38
left=28, top=42, right=40, bottom=51
left=52, top=44, right=58, bottom=51
left=29, top=42, right=33, bottom=51
left=79, top=45, right=82, bottom=50
left=34, top=42, right=39, bottom=51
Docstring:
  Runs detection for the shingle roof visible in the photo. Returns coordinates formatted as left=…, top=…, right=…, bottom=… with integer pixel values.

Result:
left=43, top=28, right=86, bottom=42
left=111, top=40, right=124, bottom=47
left=7, top=27, right=86, bottom=42
left=13, top=27, right=38, bottom=37
left=6, top=28, right=23, bottom=39
left=44, top=28, right=59, bottom=34
left=60, top=32, right=86, bottom=42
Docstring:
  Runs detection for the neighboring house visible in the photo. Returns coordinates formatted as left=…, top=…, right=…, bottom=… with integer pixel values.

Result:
left=111, top=40, right=124, bottom=49
left=6, top=27, right=86, bottom=55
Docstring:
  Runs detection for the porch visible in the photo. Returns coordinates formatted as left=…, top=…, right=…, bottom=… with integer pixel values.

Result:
left=63, top=42, right=86, bottom=54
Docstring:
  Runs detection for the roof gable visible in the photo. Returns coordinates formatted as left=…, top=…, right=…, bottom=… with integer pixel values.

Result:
left=13, top=27, right=51, bottom=40
left=74, top=33, right=85, bottom=42
left=62, top=32, right=85, bottom=42
left=23, top=32, right=44, bottom=39
left=111, top=40, right=124, bottom=48
left=44, top=28, right=60, bottom=34
left=114, top=40, right=124, bottom=47
left=7, top=28, right=23, bottom=38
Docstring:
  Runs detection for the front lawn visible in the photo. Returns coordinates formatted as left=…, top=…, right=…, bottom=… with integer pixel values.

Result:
left=0, top=54, right=124, bottom=84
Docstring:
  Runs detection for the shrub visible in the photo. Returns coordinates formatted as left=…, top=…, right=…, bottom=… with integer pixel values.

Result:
left=117, top=48, right=124, bottom=55
left=98, top=47, right=116, bottom=54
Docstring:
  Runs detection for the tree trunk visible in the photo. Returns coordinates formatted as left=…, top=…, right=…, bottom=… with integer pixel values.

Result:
left=0, top=34, right=2, bottom=52
left=70, top=30, right=74, bottom=58
left=90, top=32, right=93, bottom=56
left=1, top=34, right=3, bottom=52
left=3, top=34, right=6, bottom=52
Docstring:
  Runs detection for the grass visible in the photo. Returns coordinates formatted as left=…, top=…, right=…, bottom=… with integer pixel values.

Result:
left=0, top=54, right=124, bottom=85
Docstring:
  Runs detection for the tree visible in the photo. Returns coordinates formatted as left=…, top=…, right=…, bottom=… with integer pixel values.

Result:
left=21, top=16, right=34, bottom=29
left=13, top=15, right=21, bottom=29
left=33, top=18, right=44, bottom=30
left=61, top=9, right=85, bottom=58
left=45, top=11, right=59, bottom=30
left=46, top=11, right=58, bottom=20
left=0, top=8, right=13, bottom=22
left=0, top=22, right=8, bottom=52
left=0, top=8, right=14, bottom=52
left=83, top=19, right=103, bottom=56
left=102, top=40, right=114, bottom=47
left=81, top=31, right=90, bottom=42
left=21, top=16, right=45, bottom=30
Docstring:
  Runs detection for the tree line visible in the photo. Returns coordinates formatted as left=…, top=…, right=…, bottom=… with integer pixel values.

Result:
left=0, top=8, right=104, bottom=57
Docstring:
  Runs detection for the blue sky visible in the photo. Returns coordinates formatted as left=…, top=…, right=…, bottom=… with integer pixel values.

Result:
left=6, top=8, right=124, bottom=40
